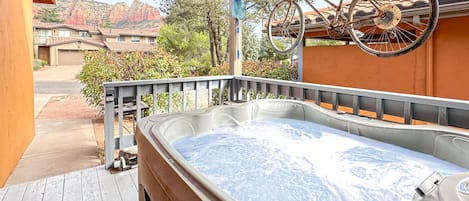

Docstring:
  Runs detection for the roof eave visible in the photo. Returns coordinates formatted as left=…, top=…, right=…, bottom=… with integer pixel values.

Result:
left=33, top=0, right=55, bottom=4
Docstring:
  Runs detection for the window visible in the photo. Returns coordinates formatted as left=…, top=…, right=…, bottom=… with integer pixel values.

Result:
left=58, top=30, right=71, bottom=37
left=117, top=36, right=125, bottom=42
left=79, top=31, right=90, bottom=38
left=37, top=29, right=52, bottom=43
left=131, top=36, right=140, bottom=43
left=147, top=37, right=155, bottom=43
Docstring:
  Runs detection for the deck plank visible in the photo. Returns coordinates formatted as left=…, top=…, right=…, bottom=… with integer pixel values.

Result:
left=82, top=167, right=102, bottom=201
left=114, top=171, right=138, bottom=201
left=129, top=168, right=138, bottom=189
left=43, top=174, right=65, bottom=201
left=97, top=166, right=122, bottom=201
left=63, top=170, right=82, bottom=201
left=0, top=187, right=8, bottom=201
left=2, top=183, right=27, bottom=201
left=22, top=178, right=46, bottom=201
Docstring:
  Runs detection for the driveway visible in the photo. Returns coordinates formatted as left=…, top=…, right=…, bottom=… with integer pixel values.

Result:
left=34, top=65, right=83, bottom=94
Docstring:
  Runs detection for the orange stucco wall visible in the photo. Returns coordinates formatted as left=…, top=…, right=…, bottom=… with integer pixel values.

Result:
left=0, top=0, right=36, bottom=187
left=303, top=15, right=469, bottom=101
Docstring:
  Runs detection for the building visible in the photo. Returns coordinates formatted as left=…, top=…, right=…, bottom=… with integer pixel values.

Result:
left=33, top=22, right=158, bottom=65
left=298, top=0, right=469, bottom=101
left=0, top=0, right=46, bottom=187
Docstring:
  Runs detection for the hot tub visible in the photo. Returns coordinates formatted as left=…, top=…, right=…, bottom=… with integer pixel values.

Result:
left=136, top=100, right=469, bottom=201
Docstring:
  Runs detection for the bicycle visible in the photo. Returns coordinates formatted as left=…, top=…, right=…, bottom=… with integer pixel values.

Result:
left=267, top=0, right=439, bottom=57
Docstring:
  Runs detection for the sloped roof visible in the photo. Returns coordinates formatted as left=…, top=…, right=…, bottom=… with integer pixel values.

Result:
left=33, top=22, right=158, bottom=37
left=34, top=22, right=100, bottom=34
left=104, top=42, right=157, bottom=52
left=99, top=28, right=158, bottom=37
left=46, top=37, right=106, bottom=47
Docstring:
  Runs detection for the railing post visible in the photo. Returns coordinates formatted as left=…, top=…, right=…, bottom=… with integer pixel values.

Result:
left=231, top=77, right=239, bottom=102
left=104, top=86, right=115, bottom=169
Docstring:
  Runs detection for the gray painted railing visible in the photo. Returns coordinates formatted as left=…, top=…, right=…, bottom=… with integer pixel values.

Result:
left=103, top=76, right=469, bottom=168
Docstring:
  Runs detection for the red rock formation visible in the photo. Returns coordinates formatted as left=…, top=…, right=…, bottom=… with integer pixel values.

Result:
left=33, top=0, right=162, bottom=30
left=65, top=12, right=86, bottom=25
left=109, top=2, right=129, bottom=23
left=127, top=0, right=162, bottom=23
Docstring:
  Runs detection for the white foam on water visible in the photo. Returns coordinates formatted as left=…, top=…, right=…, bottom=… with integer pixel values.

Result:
left=172, top=118, right=467, bottom=201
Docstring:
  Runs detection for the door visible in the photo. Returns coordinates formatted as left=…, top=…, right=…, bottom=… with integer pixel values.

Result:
left=58, top=50, right=83, bottom=65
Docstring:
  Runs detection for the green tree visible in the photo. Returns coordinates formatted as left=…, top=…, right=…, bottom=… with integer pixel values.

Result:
left=35, top=8, right=64, bottom=23
left=242, top=23, right=260, bottom=61
left=159, top=0, right=228, bottom=67
left=157, top=24, right=212, bottom=68
left=258, top=34, right=289, bottom=62
left=101, top=18, right=112, bottom=28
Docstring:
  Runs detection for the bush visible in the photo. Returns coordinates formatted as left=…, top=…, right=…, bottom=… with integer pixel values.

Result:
left=78, top=49, right=188, bottom=107
left=33, top=59, right=47, bottom=71
left=209, top=61, right=298, bottom=81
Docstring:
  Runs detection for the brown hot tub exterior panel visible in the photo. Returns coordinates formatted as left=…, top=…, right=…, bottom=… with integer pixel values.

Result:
left=137, top=129, right=203, bottom=201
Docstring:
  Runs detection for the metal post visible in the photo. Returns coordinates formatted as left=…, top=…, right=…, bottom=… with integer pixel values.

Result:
left=229, top=0, right=242, bottom=76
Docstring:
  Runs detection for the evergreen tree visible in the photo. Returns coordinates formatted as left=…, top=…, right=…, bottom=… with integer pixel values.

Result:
left=35, top=8, right=64, bottom=23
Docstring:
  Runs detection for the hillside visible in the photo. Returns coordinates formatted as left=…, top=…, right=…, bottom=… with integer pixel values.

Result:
left=33, top=0, right=163, bottom=30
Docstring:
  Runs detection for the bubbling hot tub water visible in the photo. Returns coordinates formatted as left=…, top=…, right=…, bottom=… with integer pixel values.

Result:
left=172, top=118, right=467, bottom=201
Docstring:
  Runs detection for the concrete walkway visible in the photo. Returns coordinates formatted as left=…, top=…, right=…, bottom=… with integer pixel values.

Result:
left=6, top=65, right=101, bottom=186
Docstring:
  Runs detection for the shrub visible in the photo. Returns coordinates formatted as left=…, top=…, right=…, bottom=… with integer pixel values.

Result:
left=209, top=61, right=298, bottom=81
left=79, top=49, right=187, bottom=108
left=33, top=59, right=47, bottom=71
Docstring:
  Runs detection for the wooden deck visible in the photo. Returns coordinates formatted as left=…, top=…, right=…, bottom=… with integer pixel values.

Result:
left=0, top=166, right=138, bottom=201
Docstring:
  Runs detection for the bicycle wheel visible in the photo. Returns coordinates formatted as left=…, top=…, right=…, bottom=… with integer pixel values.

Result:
left=348, top=0, right=438, bottom=57
left=267, top=0, right=305, bottom=54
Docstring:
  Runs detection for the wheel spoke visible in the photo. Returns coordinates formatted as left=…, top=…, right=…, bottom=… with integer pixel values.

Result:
left=400, top=19, right=426, bottom=33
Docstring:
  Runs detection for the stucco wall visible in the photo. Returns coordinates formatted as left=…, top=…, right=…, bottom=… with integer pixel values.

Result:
left=0, top=0, right=35, bottom=187
left=302, top=15, right=469, bottom=100
left=105, top=35, right=156, bottom=43
left=433, top=16, right=469, bottom=100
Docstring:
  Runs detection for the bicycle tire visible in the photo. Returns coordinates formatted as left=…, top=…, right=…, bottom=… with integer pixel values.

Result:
left=267, top=0, right=305, bottom=54
left=348, top=0, right=439, bottom=57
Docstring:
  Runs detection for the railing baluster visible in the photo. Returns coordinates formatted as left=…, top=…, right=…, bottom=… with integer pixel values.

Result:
left=208, top=81, right=212, bottom=107
left=332, top=92, right=338, bottom=111
left=404, top=102, right=412, bottom=124
left=136, top=85, right=142, bottom=121
left=352, top=95, right=360, bottom=115
left=438, top=106, right=448, bottom=126
left=299, top=88, right=305, bottom=100
left=168, top=83, right=173, bottom=113
left=195, top=81, right=199, bottom=110
left=376, top=98, right=384, bottom=120
left=152, top=84, right=158, bottom=115
left=118, top=87, right=124, bottom=149
left=182, top=82, right=187, bottom=111
left=218, top=80, right=223, bottom=105
left=315, top=90, right=321, bottom=105
left=254, top=82, right=259, bottom=100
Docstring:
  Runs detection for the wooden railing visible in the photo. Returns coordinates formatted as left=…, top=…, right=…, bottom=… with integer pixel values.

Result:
left=103, top=76, right=469, bottom=168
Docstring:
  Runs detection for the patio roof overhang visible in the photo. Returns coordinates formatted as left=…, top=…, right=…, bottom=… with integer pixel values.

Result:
left=302, top=0, right=469, bottom=39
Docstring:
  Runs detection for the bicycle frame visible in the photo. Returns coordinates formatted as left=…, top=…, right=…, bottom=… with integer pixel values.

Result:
left=302, top=0, right=346, bottom=27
